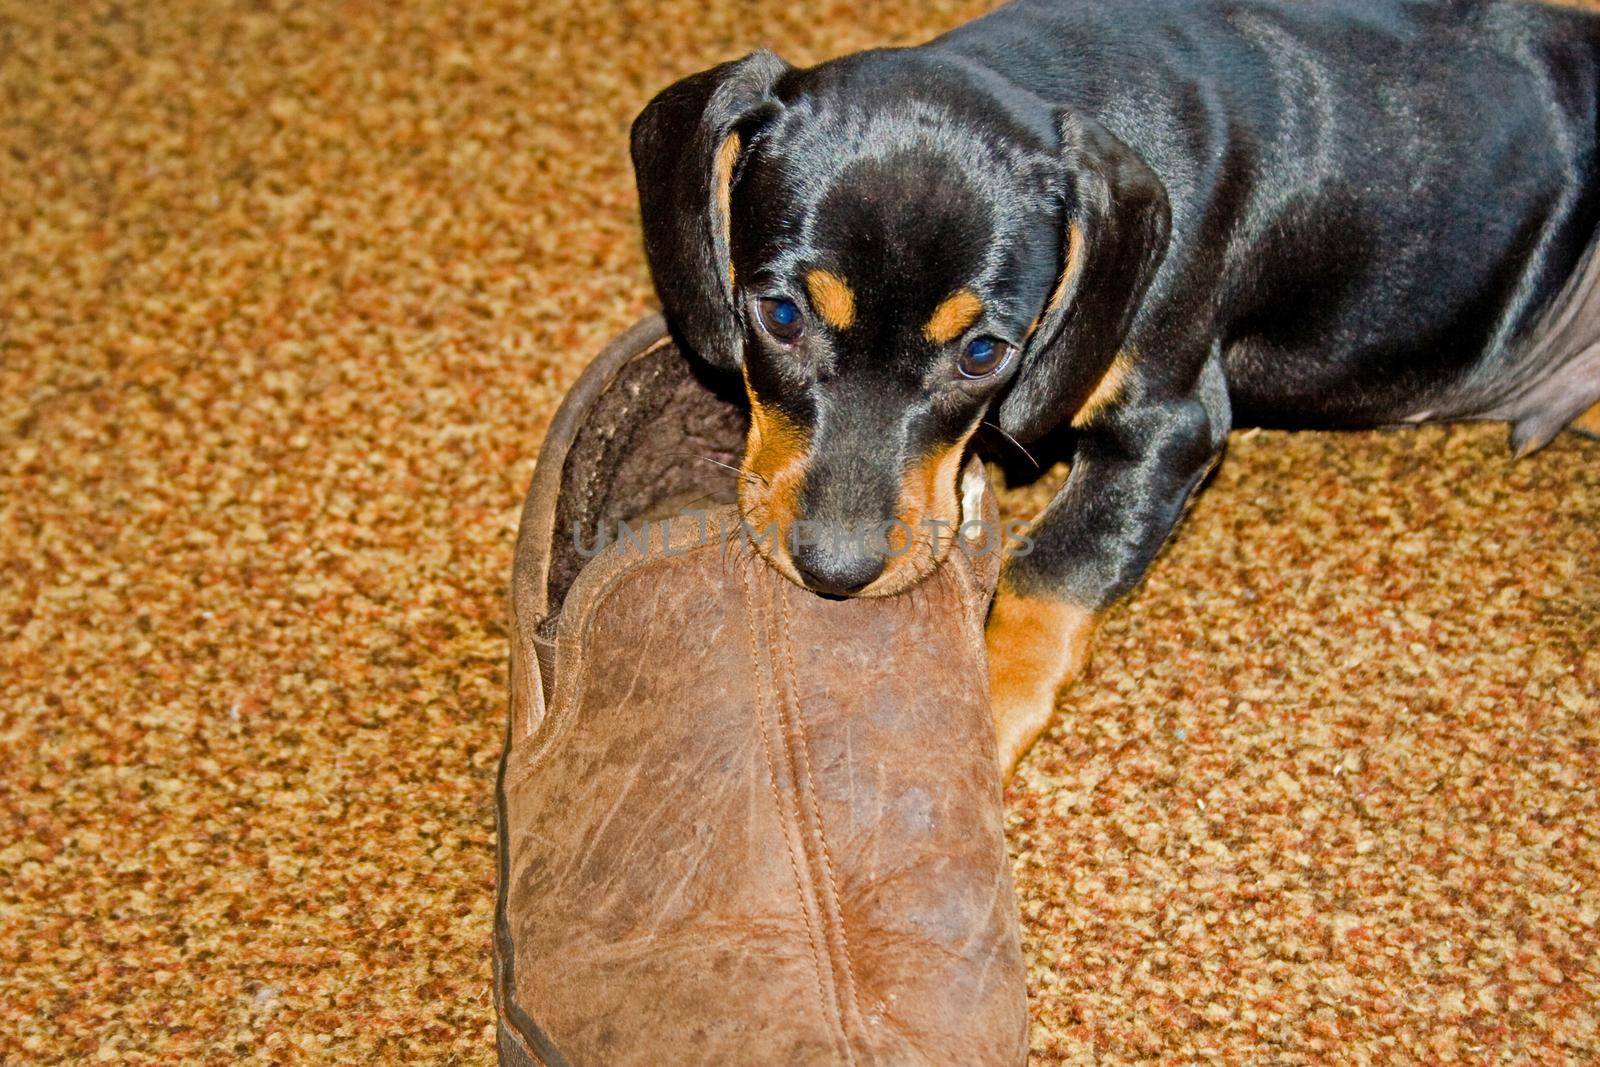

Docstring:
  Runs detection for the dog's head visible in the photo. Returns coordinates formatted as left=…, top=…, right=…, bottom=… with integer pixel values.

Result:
left=632, top=48, right=1169, bottom=596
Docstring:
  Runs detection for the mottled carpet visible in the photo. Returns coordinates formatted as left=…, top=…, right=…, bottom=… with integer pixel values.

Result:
left=2, top=0, right=1596, bottom=1062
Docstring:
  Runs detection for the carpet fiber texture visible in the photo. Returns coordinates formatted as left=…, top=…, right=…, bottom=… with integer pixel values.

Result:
left=2, top=0, right=1597, bottom=1062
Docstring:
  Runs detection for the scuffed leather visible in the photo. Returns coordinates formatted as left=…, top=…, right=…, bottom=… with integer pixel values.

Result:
left=496, top=320, right=1027, bottom=1066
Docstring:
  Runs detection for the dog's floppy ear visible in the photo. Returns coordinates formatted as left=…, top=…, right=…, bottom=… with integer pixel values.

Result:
left=997, top=112, right=1171, bottom=442
left=630, top=50, right=789, bottom=370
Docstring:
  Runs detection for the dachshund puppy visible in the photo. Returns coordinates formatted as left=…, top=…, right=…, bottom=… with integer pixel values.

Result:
left=630, top=0, right=1600, bottom=776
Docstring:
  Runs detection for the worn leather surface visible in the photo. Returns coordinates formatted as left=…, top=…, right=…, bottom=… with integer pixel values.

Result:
left=495, top=320, right=1027, bottom=1066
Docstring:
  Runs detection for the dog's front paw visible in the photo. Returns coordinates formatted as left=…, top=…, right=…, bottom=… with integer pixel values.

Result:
left=984, top=586, right=1101, bottom=781
left=989, top=668, right=1061, bottom=782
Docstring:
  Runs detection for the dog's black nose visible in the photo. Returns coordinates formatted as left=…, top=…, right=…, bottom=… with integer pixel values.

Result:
left=792, top=540, right=886, bottom=596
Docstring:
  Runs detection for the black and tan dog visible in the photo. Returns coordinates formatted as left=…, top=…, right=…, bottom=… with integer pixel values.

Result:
left=630, top=0, right=1600, bottom=776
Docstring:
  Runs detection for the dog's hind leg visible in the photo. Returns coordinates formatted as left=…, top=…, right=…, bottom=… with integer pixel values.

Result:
left=1570, top=400, right=1600, bottom=438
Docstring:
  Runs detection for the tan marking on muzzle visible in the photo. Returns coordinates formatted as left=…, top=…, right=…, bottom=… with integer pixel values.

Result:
left=865, top=429, right=977, bottom=597
left=739, top=377, right=810, bottom=584
left=805, top=269, right=856, bottom=331
left=923, top=289, right=983, bottom=344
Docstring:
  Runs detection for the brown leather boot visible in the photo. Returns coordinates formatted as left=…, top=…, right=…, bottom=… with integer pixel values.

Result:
left=494, top=315, right=1028, bottom=1066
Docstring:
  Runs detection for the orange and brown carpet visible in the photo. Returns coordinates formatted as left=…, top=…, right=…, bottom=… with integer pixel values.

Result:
left=2, top=0, right=1596, bottom=1062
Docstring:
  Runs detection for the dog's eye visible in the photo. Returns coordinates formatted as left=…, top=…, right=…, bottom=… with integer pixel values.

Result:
left=959, top=336, right=1012, bottom=378
left=758, top=298, right=805, bottom=343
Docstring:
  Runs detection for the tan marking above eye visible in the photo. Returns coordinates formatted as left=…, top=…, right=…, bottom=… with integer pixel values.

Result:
left=805, top=268, right=856, bottom=330
left=923, top=289, right=984, bottom=344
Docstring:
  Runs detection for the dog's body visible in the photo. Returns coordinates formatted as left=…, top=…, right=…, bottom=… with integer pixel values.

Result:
left=632, top=0, right=1600, bottom=774
left=940, top=0, right=1600, bottom=435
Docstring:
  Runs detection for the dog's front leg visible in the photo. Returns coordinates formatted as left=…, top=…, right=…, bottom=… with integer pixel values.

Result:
left=987, top=376, right=1229, bottom=779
